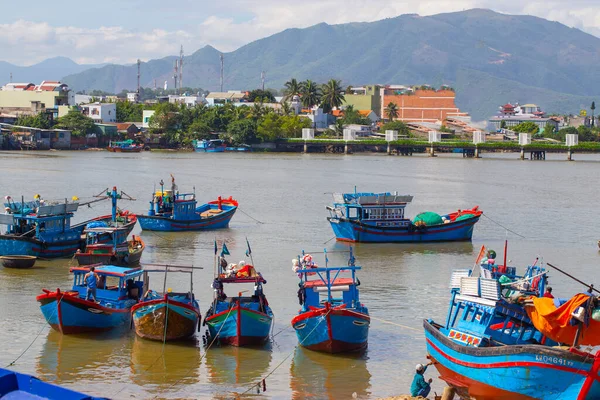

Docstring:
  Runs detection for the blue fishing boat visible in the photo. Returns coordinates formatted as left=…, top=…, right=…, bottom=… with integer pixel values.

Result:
left=225, top=144, right=251, bottom=152
left=291, top=249, right=369, bottom=353
left=37, top=265, right=145, bottom=334
left=0, top=367, right=106, bottom=399
left=193, top=139, right=226, bottom=153
left=205, top=242, right=273, bottom=346
left=107, top=139, right=143, bottom=153
left=0, top=188, right=136, bottom=258
left=327, top=191, right=482, bottom=243
left=132, top=263, right=201, bottom=341
left=424, top=249, right=600, bottom=399
left=136, top=177, right=237, bottom=232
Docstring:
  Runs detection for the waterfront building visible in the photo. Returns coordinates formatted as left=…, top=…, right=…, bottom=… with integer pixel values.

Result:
left=344, top=85, right=382, bottom=117
left=168, top=94, right=206, bottom=107
left=0, top=81, right=70, bottom=119
left=488, top=103, right=559, bottom=132
left=142, top=110, right=155, bottom=128
left=80, top=103, right=117, bottom=123
left=205, top=91, right=246, bottom=106
left=380, top=86, right=468, bottom=123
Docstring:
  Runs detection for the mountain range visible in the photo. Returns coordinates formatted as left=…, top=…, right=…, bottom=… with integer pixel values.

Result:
left=0, top=57, right=105, bottom=86
left=5, top=9, right=600, bottom=120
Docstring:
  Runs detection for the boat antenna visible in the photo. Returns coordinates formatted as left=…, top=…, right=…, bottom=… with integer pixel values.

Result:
left=546, top=263, right=599, bottom=294
left=348, top=247, right=355, bottom=266
left=324, top=248, right=328, bottom=268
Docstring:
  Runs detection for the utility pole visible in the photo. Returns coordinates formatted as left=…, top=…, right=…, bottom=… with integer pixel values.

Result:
left=154, top=79, right=157, bottom=90
left=136, top=59, right=141, bottom=96
left=174, top=60, right=179, bottom=91
left=261, top=71, right=265, bottom=91
left=179, top=45, right=184, bottom=95
left=220, top=54, right=224, bottom=92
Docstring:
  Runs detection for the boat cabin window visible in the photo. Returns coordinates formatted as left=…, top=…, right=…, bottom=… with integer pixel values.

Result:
left=348, top=207, right=358, bottom=219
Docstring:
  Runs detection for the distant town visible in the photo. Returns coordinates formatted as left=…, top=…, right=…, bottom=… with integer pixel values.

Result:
left=0, top=78, right=598, bottom=151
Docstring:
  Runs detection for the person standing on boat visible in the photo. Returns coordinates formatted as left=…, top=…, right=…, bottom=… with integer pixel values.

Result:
left=411, top=362, right=433, bottom=397
left=84, top=266, right=99, bottom=302
left=543, top=286, right=554, bottom=299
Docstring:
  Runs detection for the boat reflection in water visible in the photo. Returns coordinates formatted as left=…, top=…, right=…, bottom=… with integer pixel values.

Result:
left=205, top=344, right=272, bottom=389
left=130, top=336, right=201, bottom=388
left=290, top=347, right=371, bottom=399
left=36, top=329, right=129, bottom=390
left=342, top=240, right=475, bottom=258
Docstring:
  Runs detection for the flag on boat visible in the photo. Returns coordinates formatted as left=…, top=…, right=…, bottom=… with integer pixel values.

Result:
left=245, top=238, right=252, bottom=257
left=474, top=245, right=487, bottom=266
left=221, top=243, right=230, bottom=257
left=214, top=240, right=218, bottom=255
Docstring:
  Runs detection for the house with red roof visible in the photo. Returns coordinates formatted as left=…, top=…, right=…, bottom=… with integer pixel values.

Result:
left=0, top=81, right=70, bottom=119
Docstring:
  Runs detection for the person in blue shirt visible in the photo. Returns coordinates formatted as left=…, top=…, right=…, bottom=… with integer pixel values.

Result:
left=84, top=266, right=99, bottom=302
left=411, top=362, right=433, bottom=397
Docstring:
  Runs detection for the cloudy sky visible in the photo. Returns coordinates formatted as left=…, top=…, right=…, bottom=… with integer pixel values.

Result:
left=2, top=0, right=600, bottom=65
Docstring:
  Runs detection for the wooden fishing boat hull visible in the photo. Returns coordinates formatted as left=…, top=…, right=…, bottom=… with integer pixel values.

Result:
left=292, top=307, right=370, bottom=353
left=131, top=298, right=200, bottom=341
left=107, top=146, right=143, bottom=153
left=137, top=205, right=236, bottom=232
left=205, top=305, right=273, bottom=346
left=424, top=319, right=600, bottom=400
left=0, top=214, right=136, bottom=258
left=328, top=214, right=480, bottom=243
left=36, top=290, right=135, bottom=334
left=0, top=255, right=36, bottom=268
left=0, top=368, right=106, bottom=399
left=75, top=239, right=144, bottom=266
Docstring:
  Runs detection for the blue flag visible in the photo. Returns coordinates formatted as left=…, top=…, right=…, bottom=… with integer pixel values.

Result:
left=245, top=238, right=252, bottom=257
left=221, top=242, right=230, bottom=257
left=214, top=240, right=218, bottom=255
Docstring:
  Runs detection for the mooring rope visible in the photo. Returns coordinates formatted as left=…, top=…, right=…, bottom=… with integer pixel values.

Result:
left=368, top=315, right=421, bottom=332
left=237, top=208, right=265, bottom=224
left=481, top=213, right=526, bottom=239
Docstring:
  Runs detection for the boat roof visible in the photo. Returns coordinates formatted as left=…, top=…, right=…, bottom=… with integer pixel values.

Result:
left=218, top=275, right=267, bottom=284
left=333, top=192, right=413, bottom=206
left=70, top=264, right=143, bottom=277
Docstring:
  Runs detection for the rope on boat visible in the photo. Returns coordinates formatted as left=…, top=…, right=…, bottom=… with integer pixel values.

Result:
left=237, top=208, right=265, bottom=224
left=481, top=213, right=526, bottom=239
left=237, top=309, right=332, bottom=397
left=5, top=296, right=63, bottom=368
left=368, top=316, right=421, bottom=333
left=323, top=235, right=337, bottom=244
left=151, top=306, right=235, bottom=399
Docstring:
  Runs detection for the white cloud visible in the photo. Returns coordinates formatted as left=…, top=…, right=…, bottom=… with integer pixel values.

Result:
left=3, top=1, right=600, bottom=65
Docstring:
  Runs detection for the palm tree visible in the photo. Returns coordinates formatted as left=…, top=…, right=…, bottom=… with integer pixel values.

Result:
left=283, top=78, right=302, bottom=102
left=300, top=80, right=321, bottom=109
left=281, top=102, right=292, bottom=116
left=321, top=79, right=345, bottom=112
left=385, top=102, right=399, bottom=121
left=333, top=119, right=344, bottom=138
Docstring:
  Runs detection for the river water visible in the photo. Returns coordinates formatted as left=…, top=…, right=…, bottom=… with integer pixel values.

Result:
left=0, top=150, right=599, bottom=399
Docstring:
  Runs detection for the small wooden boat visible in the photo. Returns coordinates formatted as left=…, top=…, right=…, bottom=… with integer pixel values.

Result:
left=37, top=265, right=145, bottom=334
left=291, top=249, right=369, bottom=353
left=75, top=228, right=144, bottom=266
left=107, top=139, right=143, bottom=152
left=131, top=264, right=201, bottom=341
left=0, top=367, right=106, bottom=399
left=327, top=190, right=482, bottom=243
left=425, top=249, right=600, bottom=399
left=136, top=177, right=237, bottom=232
left=0, top=255, right=36, bottom=269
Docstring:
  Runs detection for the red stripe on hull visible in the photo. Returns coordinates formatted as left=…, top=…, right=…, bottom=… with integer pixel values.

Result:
left=429, top=355, right=537, bottom=400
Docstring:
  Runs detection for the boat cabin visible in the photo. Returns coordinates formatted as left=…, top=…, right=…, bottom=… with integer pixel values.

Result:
left=441, top=267, right=552, bottom=349
left=212, top=275, right=268, bottom=313
left=69, top=265, right=145, bottom=305
left=298, top=266, right=362, bottom=310
left=328, top=192, right=414, bottom=227
left=0, top=200, right=78, bottom=240
left=149, top=190, right=197, bottom=219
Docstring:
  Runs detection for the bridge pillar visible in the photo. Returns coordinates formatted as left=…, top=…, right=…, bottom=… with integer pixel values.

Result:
left=567, top=149, right=573, bottom=161
left=520, top=148, right=525, bottom=160
left=387, top=143, right=391, bottom=155
left=428, top=146, right=436, bottom=157
left=474, top=148, right=480, bottom=158
left=344, top=144, right=349, bottom=154
left=303, top=143, right=308, bottom=153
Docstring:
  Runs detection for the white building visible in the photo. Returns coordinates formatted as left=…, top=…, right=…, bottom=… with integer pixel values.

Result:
left=168, top=95, right=205, bottom=107
left=127, top=93, right=139, bottom=103
left=205, top=91, right=246, bottom=106
left=81, top=103, right=116, bottom=123
left=142, top=110, right=155, bottom=128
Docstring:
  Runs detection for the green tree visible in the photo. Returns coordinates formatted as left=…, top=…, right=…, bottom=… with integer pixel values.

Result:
left=500, top=120, right=507, bottom=129
left=116, top=101, right=143, bottom=122
left=280, top=102, right=293, bottom=116
left=281, top=115, right=312, bottom=138
left=228, top=119, right=258, bottom=144
left=333, top=119, right=344, bottom=138
left=385, top=102, right=399, bottom=121
left=247, top=89, right=276, bottom=103
left=14, top=113, right=52, bottom=129
left=283, top=78, right=302, bottom=101
left=148, top=103, right=181, bottom=134
left=542, top=124, right=555, bottom=137
left=380, top=121, right=410, bottom=137
left=320, top=79, right=345, bottom=113
left=577, top=125, right=598, bottom=141
left=300, top=80, right=321, bottom=109
left=187, top=120, right=212, bottom=140
left=55, top=110, right=97, bottom=137
left=257, top=113, right=283, bottom=141
left=512, top=121, right=540, bottom=134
